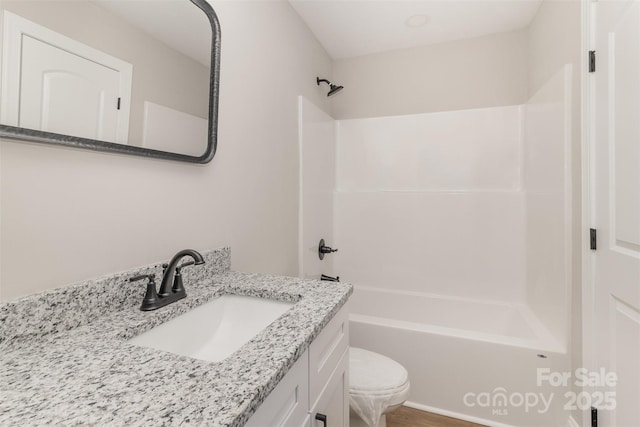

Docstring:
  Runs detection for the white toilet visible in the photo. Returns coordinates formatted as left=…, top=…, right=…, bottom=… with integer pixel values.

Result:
left=349, top=347, right=410, bottom=427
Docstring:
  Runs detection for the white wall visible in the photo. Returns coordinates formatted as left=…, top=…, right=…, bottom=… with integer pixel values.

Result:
left=298, top=96, right=336, bottom=279
left=332, top=29, right=529, bottom=120
left=0, top=0, right=333, bottom=301
left=333, top=106, right=526, bottom=302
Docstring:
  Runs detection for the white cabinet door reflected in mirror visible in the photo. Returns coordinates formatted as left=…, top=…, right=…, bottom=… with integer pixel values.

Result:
left=2, top=11, right=132, bottom=144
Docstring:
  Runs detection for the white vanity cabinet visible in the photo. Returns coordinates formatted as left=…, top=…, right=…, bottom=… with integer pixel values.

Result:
left=308, top=305, right=349, bottom=427
left=309, top=350, right=348, bottom=427
left=244, top=350, right=310, bottom=427
left=245, top=304, right=349, bottom=427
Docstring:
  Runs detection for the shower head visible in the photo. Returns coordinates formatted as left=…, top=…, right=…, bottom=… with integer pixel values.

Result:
left=316, top=77, right=344, bottom=97
left=328, top=84, right=344, bottom=96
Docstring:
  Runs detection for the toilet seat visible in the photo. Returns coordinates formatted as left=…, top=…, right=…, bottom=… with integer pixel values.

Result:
left=349, top=347, right=410, bottom=406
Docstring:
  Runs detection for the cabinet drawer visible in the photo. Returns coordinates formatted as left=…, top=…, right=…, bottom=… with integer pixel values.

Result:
left=245, top=350, right=309, bottom=427
left=309, top=304, right=349, bottom=407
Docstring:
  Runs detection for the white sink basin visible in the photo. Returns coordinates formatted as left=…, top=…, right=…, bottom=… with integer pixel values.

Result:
left=128, top=294, right=294, bottom=362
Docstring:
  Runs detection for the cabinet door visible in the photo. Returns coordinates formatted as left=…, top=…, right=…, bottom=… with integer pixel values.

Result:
left=309, top=304, right=349, bottom=408
left=310, top=348, right=349, bottom=427
left=245, top=351, right=309, bottom=427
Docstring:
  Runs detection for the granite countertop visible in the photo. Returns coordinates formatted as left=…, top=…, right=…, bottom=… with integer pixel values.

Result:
left=0, top=248, right=352, bottom=426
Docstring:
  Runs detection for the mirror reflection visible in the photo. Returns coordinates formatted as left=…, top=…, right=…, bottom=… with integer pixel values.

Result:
left=0, top=0, right=212, bottom=157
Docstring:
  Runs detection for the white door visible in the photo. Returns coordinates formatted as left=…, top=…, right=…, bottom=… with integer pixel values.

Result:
left=1, top=11, right=132, bottom=144
left=593, top=0, right=640, bottom=425
left=19, top=35, right=121, bottom=143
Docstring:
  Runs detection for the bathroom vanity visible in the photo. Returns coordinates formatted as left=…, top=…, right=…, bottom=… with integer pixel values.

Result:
left=0, top=248, right=352, bottom=426
left=246, top=304, right=349, bottom=427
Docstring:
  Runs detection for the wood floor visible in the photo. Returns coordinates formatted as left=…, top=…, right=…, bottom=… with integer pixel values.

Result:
left=386, top=406, right=486, bottom=427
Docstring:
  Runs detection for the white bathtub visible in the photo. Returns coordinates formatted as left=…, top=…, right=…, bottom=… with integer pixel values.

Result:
left=349, top=286, right=571, bottom=427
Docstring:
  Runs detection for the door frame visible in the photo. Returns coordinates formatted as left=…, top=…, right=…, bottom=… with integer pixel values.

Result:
left=0, top=10, right=132, bottom=144
left=580, top=0, right=598, bottom=425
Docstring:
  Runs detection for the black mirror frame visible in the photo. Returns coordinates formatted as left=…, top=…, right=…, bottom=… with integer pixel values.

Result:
left=0, top=0, right=221, bottom=164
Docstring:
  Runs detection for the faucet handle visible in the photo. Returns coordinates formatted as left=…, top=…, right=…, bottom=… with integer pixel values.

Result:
left=129, top=273, right=154, bottom=283
left=318, top=239, right=338, bottom=260
left=130, top=274, right=159, bottom=309
left=172, top=261, right=194, bottom=294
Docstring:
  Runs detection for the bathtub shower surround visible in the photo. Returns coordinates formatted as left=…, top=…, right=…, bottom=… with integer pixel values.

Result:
left=0, top=247, right=352, bottom=426
left=298, top=65, right=572, bottom=427
left=523, top=65, right=573, bottom=348
left=335, top=105, right=525, bottom=302
left=298, top=96, right=336, bottom=280
left=338, top=66, right=572, bottom=427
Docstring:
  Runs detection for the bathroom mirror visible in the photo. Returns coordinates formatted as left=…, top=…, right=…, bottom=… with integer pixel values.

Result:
left=0, top=0, right=220, bottom=163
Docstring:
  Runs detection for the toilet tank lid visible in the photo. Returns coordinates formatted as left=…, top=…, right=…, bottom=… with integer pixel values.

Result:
left=349, top=347, right=409, bottom=392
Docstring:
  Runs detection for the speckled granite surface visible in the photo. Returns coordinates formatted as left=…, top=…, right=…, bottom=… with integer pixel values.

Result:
left=0, top=248, right=352, bottom=426
left=0, top=247, right=231, bottom=344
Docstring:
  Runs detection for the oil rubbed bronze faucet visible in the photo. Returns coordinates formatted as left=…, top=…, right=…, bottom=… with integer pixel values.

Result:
left=130, top=249, right=205, bottom=311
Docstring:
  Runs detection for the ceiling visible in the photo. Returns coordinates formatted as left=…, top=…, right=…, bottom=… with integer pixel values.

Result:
left=288, top=0, right=542, bottom=59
